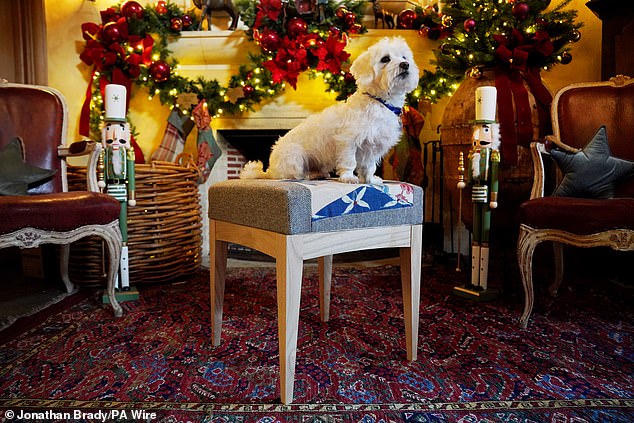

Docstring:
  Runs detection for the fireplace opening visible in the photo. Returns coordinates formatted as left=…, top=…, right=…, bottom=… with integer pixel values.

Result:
left=217, top=129, right=288, bottom=170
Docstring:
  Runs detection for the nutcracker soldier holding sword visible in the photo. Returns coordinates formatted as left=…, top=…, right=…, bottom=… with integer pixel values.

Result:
left=454, top=86, right=500, bottom=300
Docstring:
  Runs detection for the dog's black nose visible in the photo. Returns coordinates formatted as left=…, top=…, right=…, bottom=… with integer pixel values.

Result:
left=400, top=62, right=409, bottom=70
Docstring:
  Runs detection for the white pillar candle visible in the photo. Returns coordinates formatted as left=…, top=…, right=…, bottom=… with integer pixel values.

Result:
left=475, top=86, right=497, bottom=122
left=104, top=84, right=127, bottom=122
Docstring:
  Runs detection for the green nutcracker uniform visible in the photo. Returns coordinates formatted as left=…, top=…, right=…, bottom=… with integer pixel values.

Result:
left=464, top=125, right=500, bottom=290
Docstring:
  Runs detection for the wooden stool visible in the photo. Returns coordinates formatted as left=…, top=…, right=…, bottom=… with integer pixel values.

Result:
left=208, top=179, right=423, bottom=404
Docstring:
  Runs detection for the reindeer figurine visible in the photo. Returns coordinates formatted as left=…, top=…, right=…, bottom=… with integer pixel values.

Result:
left=371, top=0, right=395, bottom=29
left=193, top=0, right=240, bottom=31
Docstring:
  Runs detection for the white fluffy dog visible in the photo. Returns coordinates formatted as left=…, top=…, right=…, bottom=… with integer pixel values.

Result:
left=240, top=36, right=419, bottom=184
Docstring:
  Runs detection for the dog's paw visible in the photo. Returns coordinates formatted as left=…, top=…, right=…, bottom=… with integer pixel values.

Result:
left=338, top=174, right=359, bottom=184
left=367, top=175, right=384, bottom=185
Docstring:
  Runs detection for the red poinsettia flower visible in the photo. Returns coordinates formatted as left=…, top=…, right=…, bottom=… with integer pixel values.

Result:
left=254, top=0, right=283, bottom=30
left=80, top=39, right=117, bottom=70
left=79, top=39, right=100, bottom=65
left=263, top=59, right=288, bottom=86
left=263, top=37, right=309, bottom=89
left=125, top=53, right=142, bottom=78
left=100, top=7, right=122, bottom=24
left=98, top=51, right=118, bottom=71
left=312, top=35, right=350, bottom=74
left=127, top=34, right=155, bottom=65
left=299, top=32, right=323, bottom=49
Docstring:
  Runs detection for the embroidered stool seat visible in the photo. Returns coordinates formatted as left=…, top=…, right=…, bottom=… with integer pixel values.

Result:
left=208, top=178, right=423, bottom=404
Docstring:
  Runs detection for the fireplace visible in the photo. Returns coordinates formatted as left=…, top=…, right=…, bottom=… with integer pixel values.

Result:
left=216, top=129, right=288, bottom=179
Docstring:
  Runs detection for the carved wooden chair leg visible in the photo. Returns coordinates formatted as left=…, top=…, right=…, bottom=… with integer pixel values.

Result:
left=549, top=241, right=565, bottom=296
left=59, top=244, right=76, bottom=294
left=517, top=225, right=538, bottom=329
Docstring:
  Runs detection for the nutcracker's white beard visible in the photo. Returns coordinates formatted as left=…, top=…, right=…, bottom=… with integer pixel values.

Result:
left=112, top=148, right=123, bottom=176
left=471, top=150, right=481, bottom=179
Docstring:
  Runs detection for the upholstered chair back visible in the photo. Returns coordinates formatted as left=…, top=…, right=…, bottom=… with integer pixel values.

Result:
left=0, top=84, right=67, bottom=194
left=552, top=79, right=634, bottom=197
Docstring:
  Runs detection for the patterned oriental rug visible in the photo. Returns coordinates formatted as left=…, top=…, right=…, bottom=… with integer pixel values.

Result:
left=0, top=263, right=632, bottom=422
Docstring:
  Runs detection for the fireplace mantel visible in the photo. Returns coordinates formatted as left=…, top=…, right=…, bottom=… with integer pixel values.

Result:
left=169, top=29, right=434, bottom=130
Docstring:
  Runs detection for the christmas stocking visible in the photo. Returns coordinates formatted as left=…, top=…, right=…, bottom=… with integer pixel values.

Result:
left=389, top=105, right=425, bottom=185
left=151, top=107, right=195, bottom=162
left=193, top=100, right=222, bottom=184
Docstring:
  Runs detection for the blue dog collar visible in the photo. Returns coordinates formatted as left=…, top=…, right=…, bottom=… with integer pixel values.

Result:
left=364, top=92, right=402, bottom=117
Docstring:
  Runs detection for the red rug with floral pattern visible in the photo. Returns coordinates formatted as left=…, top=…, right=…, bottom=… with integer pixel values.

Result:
left=0, top=262, right=632, bottom=422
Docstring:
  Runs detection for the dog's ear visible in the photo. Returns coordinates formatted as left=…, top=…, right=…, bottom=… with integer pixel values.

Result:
left=350, top=49, right=375, bottom=89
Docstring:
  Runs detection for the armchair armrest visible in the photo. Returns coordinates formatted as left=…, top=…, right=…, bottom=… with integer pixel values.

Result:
left=58, top=140, right=97, bottom=157
left=58, top=140, right=101, bottom=193
left=528, top=141, right=549, bottom=200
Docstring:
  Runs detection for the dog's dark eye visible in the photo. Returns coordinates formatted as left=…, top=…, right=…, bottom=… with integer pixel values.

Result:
left=380, top=55, right=391, bottom=63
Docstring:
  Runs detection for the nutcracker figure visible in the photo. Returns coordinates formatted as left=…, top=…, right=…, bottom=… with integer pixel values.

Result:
left=455, top=86, right=500, bottom=298
left=99, top=84, right=136, bottom=291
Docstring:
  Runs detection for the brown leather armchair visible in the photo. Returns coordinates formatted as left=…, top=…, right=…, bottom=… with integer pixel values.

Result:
left=0, top=81, right=124, bottom=317
left=517, top=75, right=634, bottom=328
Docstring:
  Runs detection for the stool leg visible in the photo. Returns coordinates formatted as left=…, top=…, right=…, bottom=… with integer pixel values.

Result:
left=399, top=225, right=422, bottom=361
left=210, top=221, right=228, bottom=346
left=276, top=235, right=304, bottom=405
left=318, top=255, right=333, bottom=322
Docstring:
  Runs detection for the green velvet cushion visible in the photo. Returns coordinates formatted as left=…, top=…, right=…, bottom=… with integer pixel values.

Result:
left=0, top=137, right=57, bottom=196
left=551, top=126, right=634, bottom=199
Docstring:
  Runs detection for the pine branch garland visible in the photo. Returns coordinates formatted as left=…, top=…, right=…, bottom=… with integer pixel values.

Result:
left=420, top=0, right=582, bottom=101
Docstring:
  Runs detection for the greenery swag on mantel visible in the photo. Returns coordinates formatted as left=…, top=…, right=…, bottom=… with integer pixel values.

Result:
left=78, top=0, right=581, bottom=154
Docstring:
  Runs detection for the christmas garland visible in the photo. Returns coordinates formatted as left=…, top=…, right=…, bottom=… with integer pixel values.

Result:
left=79, top=0, right=581, bottom=149
left=79, top=0, right=369, bottom=142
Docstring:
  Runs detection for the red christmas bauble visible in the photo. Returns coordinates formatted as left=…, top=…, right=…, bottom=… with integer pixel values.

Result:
left=242, top=85, right=254, bottom=97
left=259, top=29, right=281, bottom=53
left=329, top=27, right=341, bottom=38
left=155, top=1, right=168, bottom=15
left=397, top=9, right=417, bottom=29
left=559, top=51, right=572, bottom=64
left=121, top=1, right=144, bottom=20
left=512, top=2, right=530, bottom=20
left=463, top=18, right=476, bottom=32
left=149, top=60, right=171, bottom=82
left=344, top=12, right=357, bottom=26
left=182, top=14, right=193, bottom=28
left=348, top=23, right=362, bottom=34
left=418, top=25, right=431, bottom=37
left=286, top=17, right=308, bottom=38
left=101, top=22, right=122, bottom=44
left=170, top=17, right=183, bottom=31
left=336, top=7, right=349, bottom=19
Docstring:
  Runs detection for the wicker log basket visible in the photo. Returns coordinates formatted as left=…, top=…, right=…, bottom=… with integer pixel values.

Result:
left=67, top=155, right=202, bottom=285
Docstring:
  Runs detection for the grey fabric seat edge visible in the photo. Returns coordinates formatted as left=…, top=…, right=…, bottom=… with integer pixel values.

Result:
left=208, top=179, right=423, bottom=235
